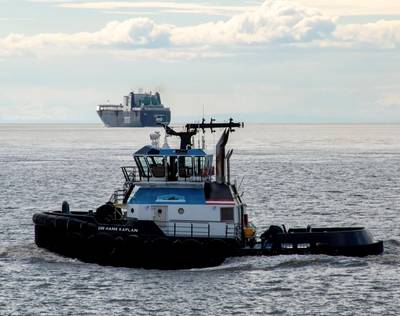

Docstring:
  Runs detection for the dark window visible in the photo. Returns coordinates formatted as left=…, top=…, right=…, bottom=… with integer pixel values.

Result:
left=167, top=156, right=178, bottom=181
left=194, top=156, right=205, bottom=176
left=178, top=156, right=193, bottom=178
left=220, top=207, right=234, bottom=222
left=148, top=156, right=165, bottom=178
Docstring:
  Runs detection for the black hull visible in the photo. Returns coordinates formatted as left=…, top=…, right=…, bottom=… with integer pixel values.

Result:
left=240, top=241, right=384, bottom=257
left=33, top=212, right=383, bottom=269
left=33, top=212, right=237, bottom=269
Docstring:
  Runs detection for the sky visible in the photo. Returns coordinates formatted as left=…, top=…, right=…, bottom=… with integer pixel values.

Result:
left=0, top=0, right=400, bottom=123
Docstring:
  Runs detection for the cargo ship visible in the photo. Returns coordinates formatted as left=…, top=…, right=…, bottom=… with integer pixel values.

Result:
left=96, top=90, right=171, bottom=127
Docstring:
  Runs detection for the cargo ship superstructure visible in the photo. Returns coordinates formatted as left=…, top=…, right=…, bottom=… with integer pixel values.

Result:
left=97, top=90, right=171, bottom=127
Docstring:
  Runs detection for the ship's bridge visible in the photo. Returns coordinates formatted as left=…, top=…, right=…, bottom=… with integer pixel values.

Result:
left=133, top=145, right=214, bottom=182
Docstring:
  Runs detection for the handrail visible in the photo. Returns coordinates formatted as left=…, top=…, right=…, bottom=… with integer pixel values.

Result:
left=156, top=221, right=238, bottom=239
left=121, top=166, right=139, bottom=183
left=110, top=189, right=126, bottom=205
left=122, top=165, right=212, bottom=183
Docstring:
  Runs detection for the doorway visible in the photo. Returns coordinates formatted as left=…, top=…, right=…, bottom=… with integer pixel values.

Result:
left=152, top=206, right=168, bottom=222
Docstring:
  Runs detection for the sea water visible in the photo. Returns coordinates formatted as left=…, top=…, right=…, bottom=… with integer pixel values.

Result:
left=0, top=124, right=399, bottom=315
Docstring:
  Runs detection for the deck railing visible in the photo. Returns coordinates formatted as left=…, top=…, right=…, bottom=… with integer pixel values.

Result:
left=121, top=166, right=211, bottom=183
left=121, top=166, right=138, bottom=184
left=156, top=221, right=238, bottom=239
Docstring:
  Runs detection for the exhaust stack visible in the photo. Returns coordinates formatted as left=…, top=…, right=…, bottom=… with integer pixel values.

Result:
left=216, top=129, right=230, bottom=184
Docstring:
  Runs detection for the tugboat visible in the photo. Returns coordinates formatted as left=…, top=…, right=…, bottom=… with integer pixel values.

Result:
left=32, top=119, right=383, bottom=269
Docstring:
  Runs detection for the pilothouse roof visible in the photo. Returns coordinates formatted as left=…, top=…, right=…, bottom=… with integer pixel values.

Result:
left=134, top=145, right=207, bottom=157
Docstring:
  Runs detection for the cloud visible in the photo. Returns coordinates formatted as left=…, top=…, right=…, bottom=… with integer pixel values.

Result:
left=0, top=0, right=336, bottom=57
left=377, top=93, right=400, bottom=109
left=335, top=20, right=400, bottom=49
left=0, top=18, right=172, bottom=56
left=35, top=0, right=400, bottom=17
left=57, top=1, right=257, bottom=16
left=170, top=1, right=336, bottom=45
left=1, top=0, right=400, bottom=59
left=295, top=0, right=400, bottom=16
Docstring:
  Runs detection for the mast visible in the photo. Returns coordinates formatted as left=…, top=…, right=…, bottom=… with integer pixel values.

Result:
left=160, top=118, right=243, bottom=150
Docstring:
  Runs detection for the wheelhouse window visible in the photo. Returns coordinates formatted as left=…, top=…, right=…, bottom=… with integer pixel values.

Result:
left=135, top=156, right=150, bottom=178
left=194, top=156, right=206, bottom=177
left=167, top=156, right=178, bottom=181
left=147, top=156, right=165, bottom=178
left=178, top=156, right=193, bottom=178
left=134, top=153, right=211, bottom=181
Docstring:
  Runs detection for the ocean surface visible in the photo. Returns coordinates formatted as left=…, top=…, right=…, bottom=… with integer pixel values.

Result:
left=0, top=123, right=399, bottom=315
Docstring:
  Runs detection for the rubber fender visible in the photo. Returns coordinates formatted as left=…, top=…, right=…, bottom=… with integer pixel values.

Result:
left=207, top=239, right=228, bottom=256
left=34, top=225, right=50, bottom=248
left=45, top=216, right=57, bottom=229
left=55, top=217, right=68, bottom=231
left=114, top=236, right=124, bottom=249
left=181, top=239, right=203, bottom=253
left=152, top=237, right=172, bottom=251
left=66, top=218, right=83, bottom=233
left=80, top=222, right=97, bottom=236
left=125, top=235, right=144, bottom=266
left=86, top=234, right=96, bottom=245
left=180, top=239, right=209, bottom=268
left=144, top=237, right=174, bottom=268
left=143, top=238, right=154, bottom=249
left=95, top=232, right=115, bottom=256
left=171, top=239, right=183, bottom=255
left=32, top=213, right=47, bottom=226
left=113, top=236, right=125, bottom=255
left=151, top=238, right=173, bottom=258
left=84, top=234, right=98, bottom=261
left=69, top=232, right=83, bottom=245
left=64, top=232, right=84, bottom=258
left=225, top=239, right=241, bottom=255
left=172, top=239, right=182, bottom=248
left=208, top=239, right=226, bottom=250
left=126, top=234, right=141, bottom=246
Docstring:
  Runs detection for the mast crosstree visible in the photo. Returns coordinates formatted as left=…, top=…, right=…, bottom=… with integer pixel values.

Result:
left=160, top=118, right=244, bottom=149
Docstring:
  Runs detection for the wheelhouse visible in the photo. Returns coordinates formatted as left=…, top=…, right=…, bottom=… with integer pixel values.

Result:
left=133, top=146, right=214, bottom=182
